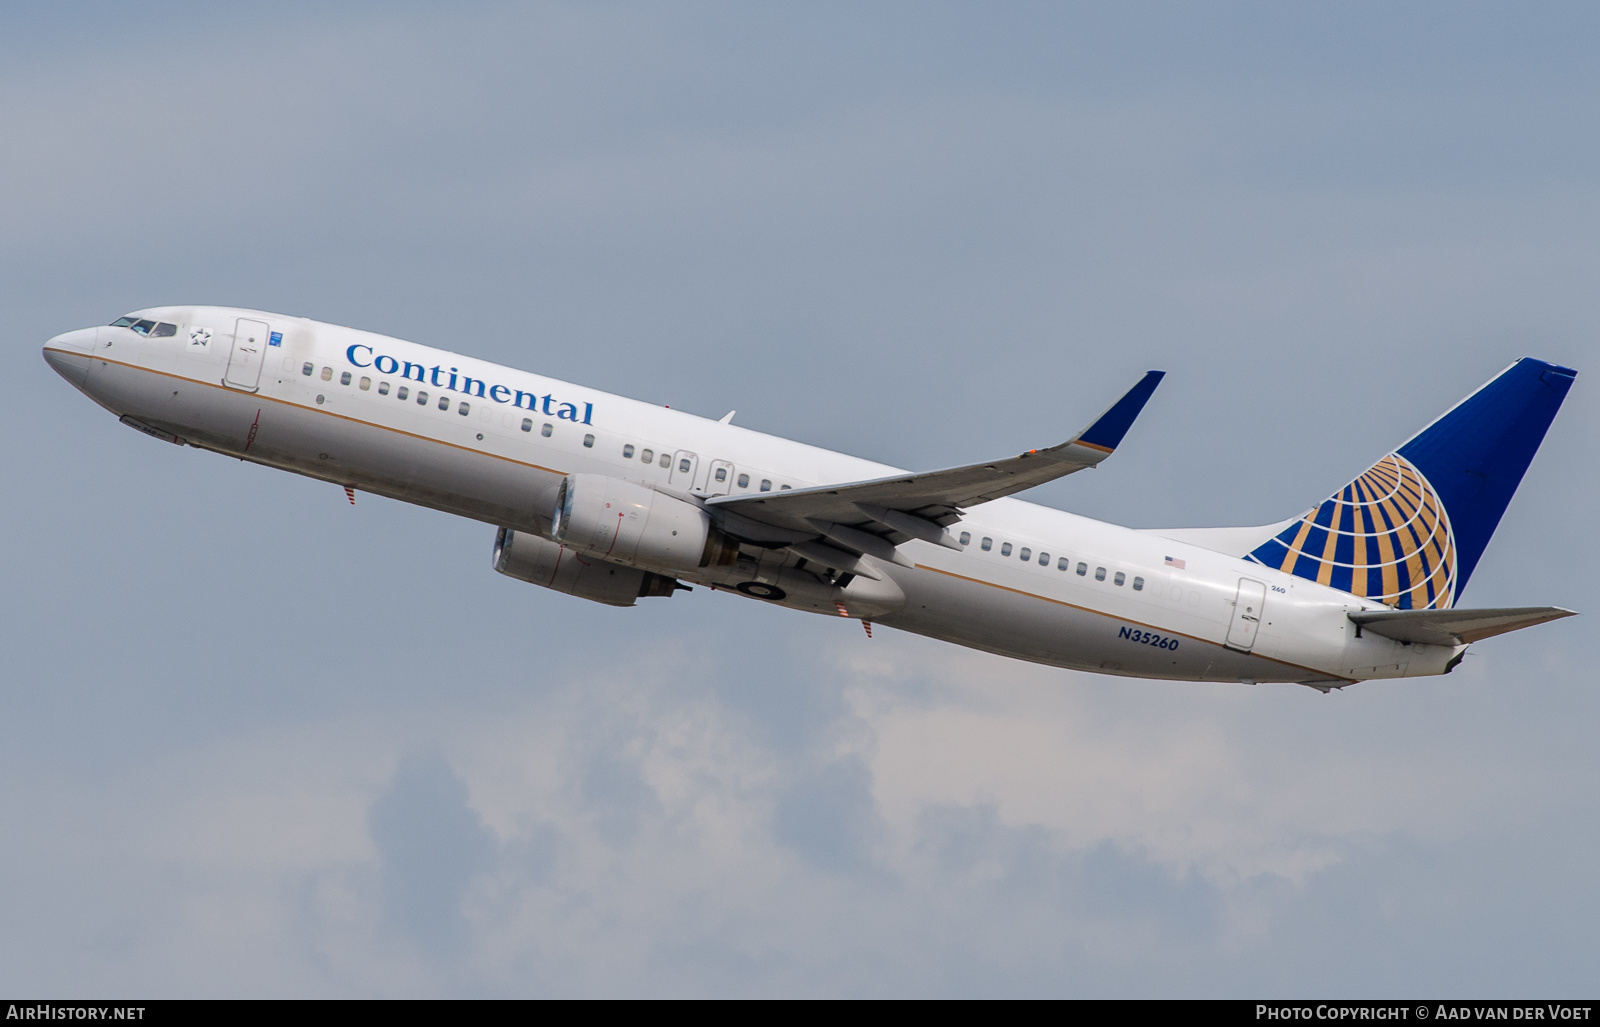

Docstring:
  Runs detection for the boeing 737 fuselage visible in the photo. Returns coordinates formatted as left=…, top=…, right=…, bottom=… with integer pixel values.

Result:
left=43, top=307, right=1577, bottom=690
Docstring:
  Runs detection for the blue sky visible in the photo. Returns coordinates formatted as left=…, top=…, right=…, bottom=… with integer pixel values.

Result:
left=2, top=2, right=1596, bottom=996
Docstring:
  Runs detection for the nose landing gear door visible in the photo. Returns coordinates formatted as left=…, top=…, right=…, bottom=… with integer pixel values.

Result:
left=1226, top=577, right=1268, bottom=651
left=224, top=318, right=270, bottom=392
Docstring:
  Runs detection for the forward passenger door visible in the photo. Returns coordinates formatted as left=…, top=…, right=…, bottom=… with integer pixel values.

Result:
left=224, top=318, right=271, bottom=391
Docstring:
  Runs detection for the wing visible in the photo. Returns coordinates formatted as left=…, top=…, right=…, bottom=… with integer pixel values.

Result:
left=1348, top=606, right=1576, bottom=646
left=706, top=371, right=1164, bottom=564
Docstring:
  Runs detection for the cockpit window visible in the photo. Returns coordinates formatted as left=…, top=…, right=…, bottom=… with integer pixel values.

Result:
left=110, top=316, right=177, bottom=337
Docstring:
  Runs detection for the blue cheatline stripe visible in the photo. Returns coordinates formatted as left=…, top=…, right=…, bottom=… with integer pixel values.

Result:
left=1302, top=524, right=1329, bottom=563
left=1394, top=559, right=1414, bottom=607
left=1399, top=358, right=1576, bottom=596
left=1253, top=538, right=1290, bottom=567
left=1333, top=523, right=1354, bottom=566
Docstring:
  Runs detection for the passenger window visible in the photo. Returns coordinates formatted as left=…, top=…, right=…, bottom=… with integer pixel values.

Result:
left=151, top=322, right=177, bottom=337
left=378, top=381, right=390, bottom=395
left=623, top=444, right=635, bottom=459
left=1133, top=576, right=1145, bottom=591
left=438, top=396, right=449, bottom=411
left=1077, top=562, right=1088, bottom=576
left=584, top=434, right=596, bottom=448
left=1114, top=571, right=1125, bottom=586
left=780, top=484, right=792, bottom=490
left=340, top=371, right=352, bottom=386
left=542, top=423, right=553, bottom=437
left=641, top=448, right=654, bottom=463
left=1001, top=543, right=1012, bottom=556
left=1058, top=557, right=1069, bottom=571
left=522, top=418, right=533, bottom=432
left=397, top=386, right=409, bottom=401
left=417, top=391, right=428, bottom=405
left=1039, top=551, right=1049, bottom=566
left=760, top=479, right=772, bottom=492
left=959, top=531, right=971, bottom=546
left=678, top=457, right=690, bottom=472
left=320, top=367, right=332, bottom=381
left=359, top=377, right=371, bottom=391
left=1019, top=547, right=1031, bottom=561
left=659, top=453, right=670, bottom=468
left=302, top=363, right=313, bottom=376
left=737, top=473, right=750, bottom=488
left=981, top=537, right=993, bottom=551
left=1095, top=567, right=1107, bottom=581
left=458, top=401, right=469, bottom=415
left=714, top=467, right=727, bottom=482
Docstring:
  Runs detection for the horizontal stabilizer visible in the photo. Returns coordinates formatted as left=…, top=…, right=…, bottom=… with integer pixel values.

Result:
left=1349, top=606, right=1575, bottom=647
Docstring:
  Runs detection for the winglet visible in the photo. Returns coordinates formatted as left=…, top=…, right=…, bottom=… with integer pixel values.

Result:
left=1074, top=370, right=1165, bottom=453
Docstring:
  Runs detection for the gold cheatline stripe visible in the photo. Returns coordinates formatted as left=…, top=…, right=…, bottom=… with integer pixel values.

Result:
left=1395, top=479, right=1433, bottom=606
left=1281, top=517, right=1317, bottom=574
left=1350, top=486, right=1370, bottom=596
left=1374, top=511, right=1401, bottom=601
left=1315, top=507, right=1340, bottom=586
left=62, top=351, right=567, bottom=476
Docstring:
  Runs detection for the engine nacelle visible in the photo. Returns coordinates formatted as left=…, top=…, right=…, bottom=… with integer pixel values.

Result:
left=493, top=527, right=683, bottom=607
left=550, top=473, right=738, bottom=573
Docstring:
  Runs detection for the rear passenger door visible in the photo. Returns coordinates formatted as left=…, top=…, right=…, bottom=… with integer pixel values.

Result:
left=1225, top=578, right=1268, bottom=651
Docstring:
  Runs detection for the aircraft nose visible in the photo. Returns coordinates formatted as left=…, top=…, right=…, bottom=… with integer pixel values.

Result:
left=42, top=328, right=96, bottom=389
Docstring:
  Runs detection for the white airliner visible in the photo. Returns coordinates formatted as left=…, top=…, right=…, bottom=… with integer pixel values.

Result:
left=43, top=307, right=1577, bottom=690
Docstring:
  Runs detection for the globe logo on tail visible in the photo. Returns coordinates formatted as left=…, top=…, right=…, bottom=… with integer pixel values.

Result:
left=1248, top=453, right=1457, bottom=610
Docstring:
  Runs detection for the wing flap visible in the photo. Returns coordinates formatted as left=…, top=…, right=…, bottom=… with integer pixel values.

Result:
left=1348, top=606, right=1576, bottom=646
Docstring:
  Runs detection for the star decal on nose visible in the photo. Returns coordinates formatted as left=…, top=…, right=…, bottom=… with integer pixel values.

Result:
left=189, top=326, right=212, bottom=347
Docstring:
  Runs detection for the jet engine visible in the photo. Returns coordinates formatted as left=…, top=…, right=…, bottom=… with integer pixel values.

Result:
left=493, top=527, right=683, bottom=607
left=550, top=474, right=739, bottom=573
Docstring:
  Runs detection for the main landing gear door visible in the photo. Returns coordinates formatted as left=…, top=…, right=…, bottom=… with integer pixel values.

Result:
left=1226, top=577, right=1267, bottom=651
left=225, top=318, right=271, bottom=391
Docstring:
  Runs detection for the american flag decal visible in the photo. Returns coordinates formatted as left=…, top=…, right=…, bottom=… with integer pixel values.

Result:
left=1165, top=555, right=1185, bottom=569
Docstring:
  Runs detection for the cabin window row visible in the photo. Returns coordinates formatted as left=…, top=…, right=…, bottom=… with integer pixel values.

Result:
left=303, top=363, right=582, bottom=440
left=614, top=443, right=789, bottom=492
left=299, top=364, right=790, bottom=472
left=957, top=531, right=1144, bottom=590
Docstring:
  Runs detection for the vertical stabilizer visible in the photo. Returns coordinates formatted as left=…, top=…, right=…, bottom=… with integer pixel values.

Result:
left=1247, top=358, right=1576, bottom=608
